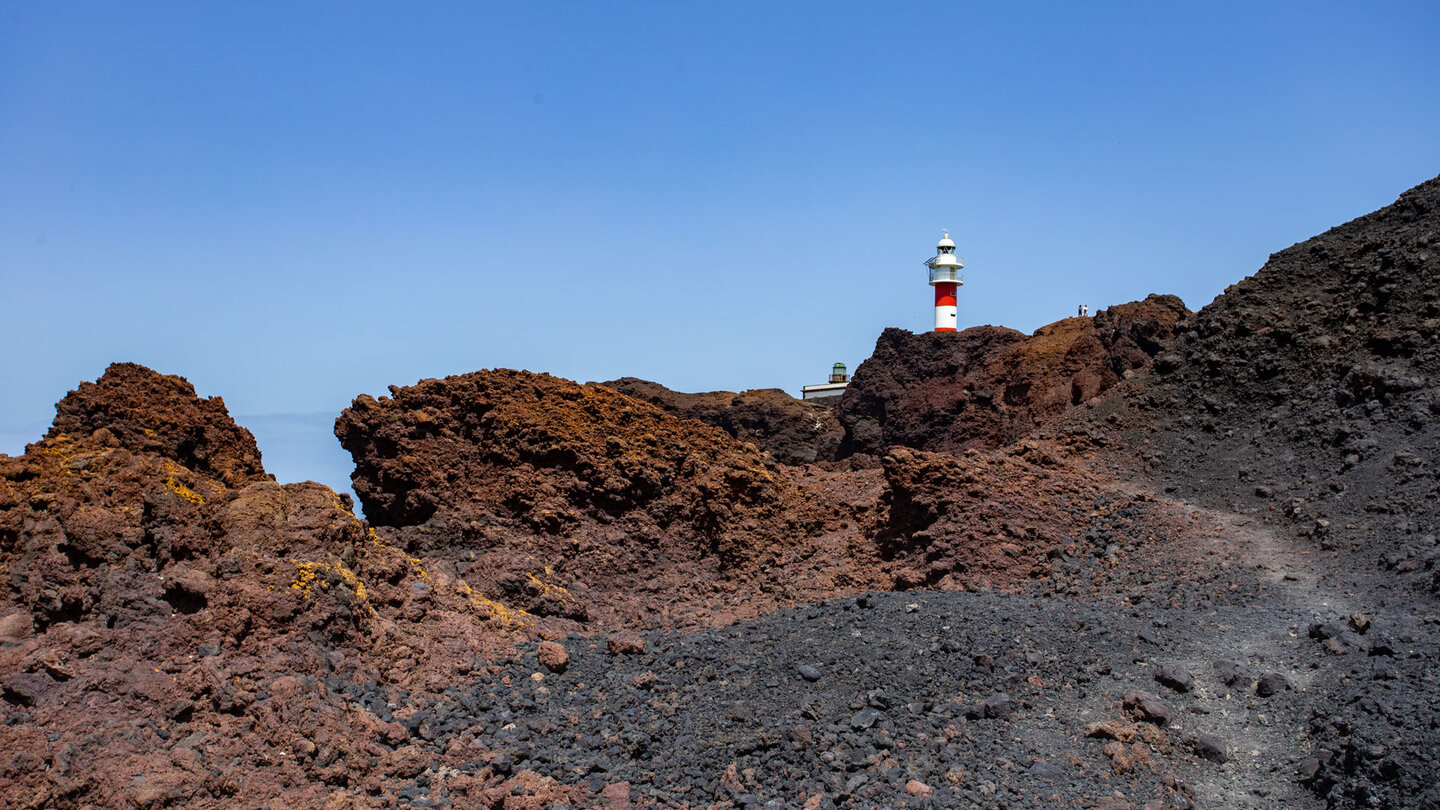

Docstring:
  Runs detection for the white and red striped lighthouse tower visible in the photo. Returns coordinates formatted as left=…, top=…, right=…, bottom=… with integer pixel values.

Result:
left=924, top=230, right=964, bottom=332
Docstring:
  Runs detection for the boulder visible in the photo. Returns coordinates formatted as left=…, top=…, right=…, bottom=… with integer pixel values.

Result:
left=1122, top=690, right=1177, bottom=727
left=0, top=612, right=32, bottom=644
left=537, top=641, right=570, bottom=673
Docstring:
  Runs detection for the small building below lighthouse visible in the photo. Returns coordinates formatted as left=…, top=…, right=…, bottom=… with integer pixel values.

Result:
left=800, top=362, right=849, bottom=402
left=924, top=231, right=964, bottom=332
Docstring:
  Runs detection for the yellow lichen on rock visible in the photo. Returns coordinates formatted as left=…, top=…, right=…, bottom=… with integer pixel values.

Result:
left=162, top=460, right=206, bottom=506
left=525, top=568, right=580, bottom=607
left=457, top=579, right=533, bottom=628
left=288, top=558, right=376, bottom=617
left=290, top=560, right=323, bottom=597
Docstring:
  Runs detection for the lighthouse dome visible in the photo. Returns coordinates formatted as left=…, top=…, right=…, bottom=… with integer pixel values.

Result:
left=937, top=232, right=955, bottom=250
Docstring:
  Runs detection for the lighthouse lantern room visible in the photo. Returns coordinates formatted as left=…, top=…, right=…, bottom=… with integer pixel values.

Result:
left=924, top=231, right=964, bottom=332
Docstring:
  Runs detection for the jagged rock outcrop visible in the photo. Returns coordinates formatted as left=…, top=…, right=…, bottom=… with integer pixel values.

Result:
left=840, top=295, right=1189, bottom=456
left=876, top=442, right=1163, bottom=592
left=45, top=362, right=267, bottom=488
left=0, top=364, right=532, bottom=807
left=601, top=377, right=844, bottom=465
left=336, top=369, right=824, bottom=625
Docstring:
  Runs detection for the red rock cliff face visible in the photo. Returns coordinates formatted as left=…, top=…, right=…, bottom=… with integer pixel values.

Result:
left=839, top=294, right=1189, bottom=456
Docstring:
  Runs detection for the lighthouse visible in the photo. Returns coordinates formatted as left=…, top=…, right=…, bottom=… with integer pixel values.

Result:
left=924, top=231, right=964, bottom=332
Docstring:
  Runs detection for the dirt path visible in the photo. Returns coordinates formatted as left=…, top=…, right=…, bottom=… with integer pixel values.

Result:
left=1148, top=495, right=1350, bottom=809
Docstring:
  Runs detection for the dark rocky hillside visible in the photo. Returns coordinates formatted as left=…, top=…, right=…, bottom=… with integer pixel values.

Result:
left=1095, top=173, right=1440, bottom=809
left=1122, top=176, right=1439, bottom=578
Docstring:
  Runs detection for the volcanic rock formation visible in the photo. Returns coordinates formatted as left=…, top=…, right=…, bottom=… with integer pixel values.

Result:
left=877, top=443, right=1129, bottom=591
left=46, top=362, right=267, bottom=488
left=1124, top=175, right=1439, bottom=572
left=333, top=368, right=1179, bottom=627
left=600, top=378, right=844, bottom=466
left=840, top=294, right=1189, bottom=457
left=3, top=174, right=1439, bottom=809
left=335, top=369, right=837, bottom=627
left=1101, top=174, right=1440, bottom=808
left=0, top=365, right=543, bottom=807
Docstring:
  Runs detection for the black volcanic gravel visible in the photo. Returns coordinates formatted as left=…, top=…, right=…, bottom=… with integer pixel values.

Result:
left=352, top=589, right=1391, bottom=809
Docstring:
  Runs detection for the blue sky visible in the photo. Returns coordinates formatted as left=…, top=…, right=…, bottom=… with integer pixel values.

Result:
left=3, top=2, right=1438, bottom=495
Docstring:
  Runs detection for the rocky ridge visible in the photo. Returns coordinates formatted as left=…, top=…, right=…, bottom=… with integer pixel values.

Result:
left=333, top=369, right=833, bottom=629
left=1120, top=176, right=1439, bottom=572
left=0, top=365, right=581, bottom=807
left=599, top=379, right=844, bottom=467
left=839, top=295, right=1189, bottom=458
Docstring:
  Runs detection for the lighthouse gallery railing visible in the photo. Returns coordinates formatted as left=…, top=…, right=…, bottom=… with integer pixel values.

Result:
left=928, top=266, right=964, bottom=284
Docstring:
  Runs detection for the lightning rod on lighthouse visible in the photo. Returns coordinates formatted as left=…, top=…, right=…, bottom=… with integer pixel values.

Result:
left=924, top=230, right=964, bottom=332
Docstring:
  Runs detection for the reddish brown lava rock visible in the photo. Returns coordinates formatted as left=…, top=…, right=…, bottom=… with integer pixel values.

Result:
left=45, top=362, right=267, bottom=488
left=904, top=778, right=934, bottom=797
left=0, top=363, right=543, bottom=807
left=335, top=369, right=826, bottom=626
left=601, top=377, right=844, bottom=465
left=0, top=361, right=1200, bottom=807
left=877, top=442, right=1134, bottom=591
left=332, top=367, right=1181, bottom=630
left=840, top=295, right=1189, bottom=456
left=607, top=632, right=646, bottom=655
left=0, top=612, right=31, bottom=644
left=536, top=640, right=569, bottom=672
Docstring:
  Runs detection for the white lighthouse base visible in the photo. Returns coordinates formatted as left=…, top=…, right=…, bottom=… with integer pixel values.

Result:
left=934, top=304, right=958, bottom=331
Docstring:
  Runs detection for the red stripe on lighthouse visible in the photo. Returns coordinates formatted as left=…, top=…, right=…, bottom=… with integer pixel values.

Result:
left=934, top=284, right=958, bottom=332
